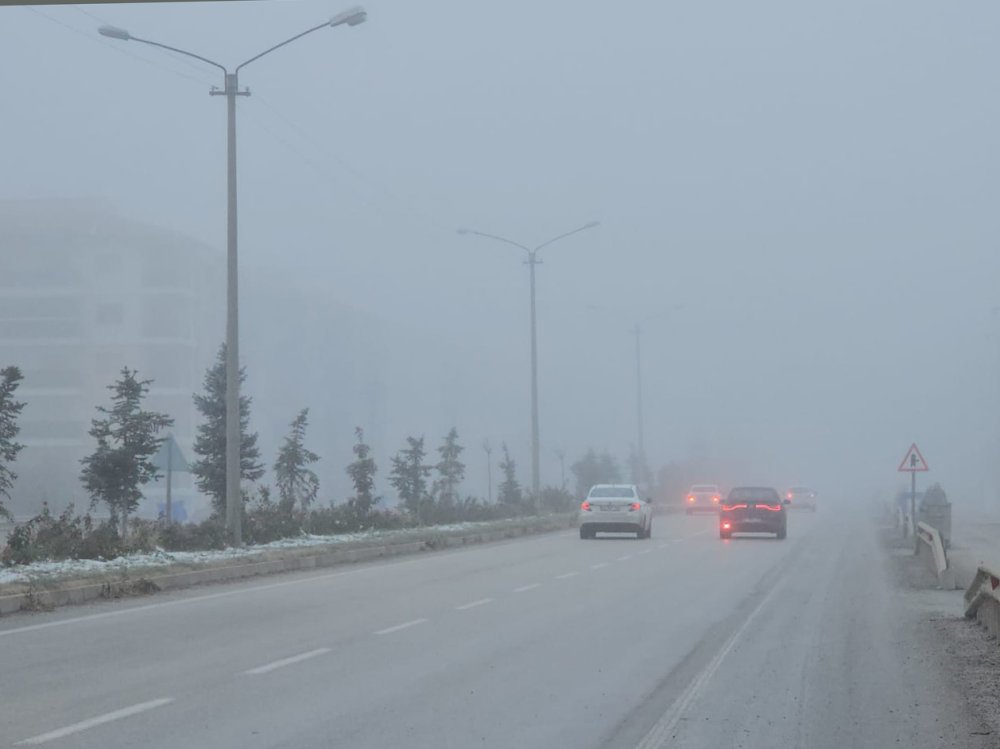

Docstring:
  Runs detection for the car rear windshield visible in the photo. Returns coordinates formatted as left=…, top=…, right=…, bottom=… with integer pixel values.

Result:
left=728, top=488, right=780, bottom=502
left=691, top=485, right=718, bottom=492
left=789, top=487, right=813, bottom=494
left=589, top=486, right=635, bottom=498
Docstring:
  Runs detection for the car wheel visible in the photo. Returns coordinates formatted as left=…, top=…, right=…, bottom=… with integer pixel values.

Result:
left=685, top=509, right=693, bottom=515
left=776, top=527, right=787, bottom=540
left=579, top=527, right=591, bottom=540
left=719, top=530, right=731, bottom=540
left=645, top=523, right=653, bottom=539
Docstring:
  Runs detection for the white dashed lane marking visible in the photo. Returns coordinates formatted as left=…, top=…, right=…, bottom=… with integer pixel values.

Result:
left=455, top=598, right=494, bottom=611
left=374, top=618, right=429, bottom=635
left=15, top=698, right=175, bottom=745
left=244, top=648, right=331, bottom=676
left=513, top=583, right=541, bottom=593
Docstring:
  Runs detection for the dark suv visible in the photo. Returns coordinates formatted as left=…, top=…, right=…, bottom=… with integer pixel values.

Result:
left=719, top=486, right=789, bottom=540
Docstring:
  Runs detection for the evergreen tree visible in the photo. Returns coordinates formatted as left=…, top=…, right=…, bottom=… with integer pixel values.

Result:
left=80, top=368, right=173, bottom=531
left=497, top=443, right=523, bottom=506
left=191, top=344, right=264, bottom=517
left=274, top=408, right=320, bottom=512
left=433, top=427, right=465, bottom=506
left=389, top=436, right=431, bottom=521
left=0, top=366, right=25, bottom=520
left=346, top=426, right=378, bottom=516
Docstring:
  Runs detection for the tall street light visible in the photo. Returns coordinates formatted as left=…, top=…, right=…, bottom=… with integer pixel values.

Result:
left=458, top=221, right=600, bottom=494
left=99, top=7, right=367, bottom=545
left=631, top=305, right=682, bottom=486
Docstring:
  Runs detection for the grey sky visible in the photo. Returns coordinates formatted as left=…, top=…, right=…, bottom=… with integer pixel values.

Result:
left=2, top=0, right=999, bottom=503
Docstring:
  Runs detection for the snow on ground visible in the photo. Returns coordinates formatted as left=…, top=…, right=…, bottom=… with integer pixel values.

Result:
left=0, top=521, right=494, bottom=586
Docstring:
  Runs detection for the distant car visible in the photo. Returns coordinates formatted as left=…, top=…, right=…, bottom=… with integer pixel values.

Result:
left=785, top=486, right=817, bottom=511
left=685, top=484, right=722, bottom=514
left=579, top=484, right=653, bottom=540
left=719, top=486, right=788, bottom=540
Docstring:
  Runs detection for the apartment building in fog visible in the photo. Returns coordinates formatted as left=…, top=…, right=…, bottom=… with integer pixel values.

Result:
left=0, top=199, right=222, bottom=519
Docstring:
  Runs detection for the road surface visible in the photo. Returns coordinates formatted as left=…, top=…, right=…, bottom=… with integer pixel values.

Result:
left=0, top=507, right=991, bottom=748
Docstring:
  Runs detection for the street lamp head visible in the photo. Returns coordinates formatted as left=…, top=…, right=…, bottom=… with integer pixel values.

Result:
left=330, top=6, right=367, bottom=27
left=98, top=25, right=131, bottom=41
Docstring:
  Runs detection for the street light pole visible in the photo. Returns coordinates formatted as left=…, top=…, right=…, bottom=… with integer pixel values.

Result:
left=98, top=7, right=367, bottom=545
left=634, top=323, right=644, bottom=469
left=458, top=221, right=600, bottom=496
left=527, top=251, right=540, bottom=494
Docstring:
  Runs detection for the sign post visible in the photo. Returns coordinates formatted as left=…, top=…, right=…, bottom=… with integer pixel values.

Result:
left=154, top=434, right=189, bottom=525
left=897, top=443, right=929, bottom=553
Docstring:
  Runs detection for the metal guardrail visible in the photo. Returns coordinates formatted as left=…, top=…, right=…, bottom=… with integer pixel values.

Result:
left=964, top=564, right=1000, bottom=640
left=917, top=522, right=948, bottom=582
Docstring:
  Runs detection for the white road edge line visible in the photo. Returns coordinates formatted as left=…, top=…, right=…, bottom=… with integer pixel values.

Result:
left=15, top=698, right=175, bottom=746
left=555, top=572, right=579, bottom=579
left=591, top=562, right=610, bottom=570
left=455, top=598, right=494, bottom=611
left=513, top=583, right=541, bottom=593
left=634, top=584, right=780, bottom=749
left=617, top=555, right=633, bottom=561
left=374, top=618, right=429, bottom=635
left=244, top=647, right=331, bottom=676
left=639, top=549, right=654, bottom=555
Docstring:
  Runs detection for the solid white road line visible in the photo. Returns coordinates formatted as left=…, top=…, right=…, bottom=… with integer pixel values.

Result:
left=513, top=583, right=541, bottom=593
left=455, top=598, right=494, bottom=611
left=244, top=648, right=331, bottom=676
left=617, top=555, right=633, bottom=562
left=15, top=698, right=175, bottom=746
left=634, top=584, right=780, bottom=749
left=591, top=562, right=610, bottom=570
left=639, top=549, right=654, bottom=555
left=555, top=572, right=579, bottom=579
left=374, top=618, right=429, bottom=635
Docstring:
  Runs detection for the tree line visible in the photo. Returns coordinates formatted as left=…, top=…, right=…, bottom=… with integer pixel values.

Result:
left=0, top=344, right=633, bottom=557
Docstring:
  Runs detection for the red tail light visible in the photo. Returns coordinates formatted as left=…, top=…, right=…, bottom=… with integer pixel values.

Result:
left=757, top=504, right=782, bottom=512
left=786, top=492, right=793, bottom=500
left=721, top=503, right=747, bottom=512
left=687, top=496, right=695, bottom=502
left=581, top=500, right=592, bottom=511
left=712, top=496, right=720, bottom=503
left=722, top=522, right=731, bottom=530
left=629, top=502, right=641, bottom=511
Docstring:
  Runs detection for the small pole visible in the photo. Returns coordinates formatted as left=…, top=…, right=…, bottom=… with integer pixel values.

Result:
left=165, top=436, right=173, bottom=526
left=483, top=440, right=493, bottom=503
left=911, top=466, right=918, bottom=554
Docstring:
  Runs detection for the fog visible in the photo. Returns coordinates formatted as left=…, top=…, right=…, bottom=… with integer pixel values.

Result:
left=2, top=0, right=999, bottom=514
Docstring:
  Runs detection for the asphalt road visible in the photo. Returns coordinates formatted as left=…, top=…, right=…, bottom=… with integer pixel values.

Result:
left=0, top=506, right=990, bottom=748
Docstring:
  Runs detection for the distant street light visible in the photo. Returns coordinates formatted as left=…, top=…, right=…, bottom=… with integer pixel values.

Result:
left=586, top=304, right=683, bottom=487
left=99, top=8, right=367, bottom=545
left=458, top=221, right=600, bottom=494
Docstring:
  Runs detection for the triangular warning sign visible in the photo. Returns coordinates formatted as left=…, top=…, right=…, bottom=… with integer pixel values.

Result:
left=897, top=443, right=929, bottom=472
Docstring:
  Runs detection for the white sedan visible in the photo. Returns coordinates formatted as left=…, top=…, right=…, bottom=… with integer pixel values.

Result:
left=579, top=484, right=653, bottom=539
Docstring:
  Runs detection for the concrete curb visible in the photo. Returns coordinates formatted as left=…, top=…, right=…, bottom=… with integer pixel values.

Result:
left=0, top=516, right=574, bottom=617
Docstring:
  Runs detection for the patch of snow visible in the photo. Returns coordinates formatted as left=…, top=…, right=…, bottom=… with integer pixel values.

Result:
left=0, top=518, right=534, bottom=586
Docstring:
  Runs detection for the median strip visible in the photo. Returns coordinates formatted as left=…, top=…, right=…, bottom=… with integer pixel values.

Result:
left=244, top=647, right=331, bottom=675
left=15, top=697, right=174, bottom=745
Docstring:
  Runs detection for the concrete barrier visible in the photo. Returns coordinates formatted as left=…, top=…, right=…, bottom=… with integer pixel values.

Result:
left=916, top=521, right=955, bottom=589
left=965, top=563, right=1000, bottom=641
left=0, top=515, right=574, bottom=617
